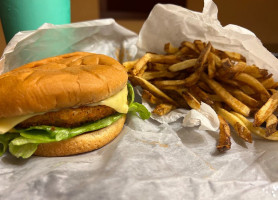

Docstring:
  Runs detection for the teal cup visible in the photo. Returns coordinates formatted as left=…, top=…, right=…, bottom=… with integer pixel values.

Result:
left=0, top=0, right=71, bottom=42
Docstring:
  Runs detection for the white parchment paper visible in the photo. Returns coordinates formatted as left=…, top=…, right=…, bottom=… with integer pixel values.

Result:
left=1, top=1, right=278, bottom=199
left=0, top=18, right=138, bottom=74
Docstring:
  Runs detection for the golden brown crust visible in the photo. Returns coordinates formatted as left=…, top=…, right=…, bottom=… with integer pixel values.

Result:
left=17, top=105, right=116, bottom=128
left=0, top=52, right=128, bottom=118
left=34, top=115, right=126, bottom=157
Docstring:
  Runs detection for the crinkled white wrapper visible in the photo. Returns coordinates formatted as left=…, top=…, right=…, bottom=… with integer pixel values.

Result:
left=1, top=1, right=278, bottom=199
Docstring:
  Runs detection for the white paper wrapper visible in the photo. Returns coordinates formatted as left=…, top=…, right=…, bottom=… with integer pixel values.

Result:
left=0, top=18, right=138, bottom=74
left=1, top=1, right=278, bottom=199
left=137, top=1, right=278, bottom=80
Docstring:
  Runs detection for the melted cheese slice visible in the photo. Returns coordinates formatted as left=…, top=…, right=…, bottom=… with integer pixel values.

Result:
left=0, top=85, right=128, bottom=134
left=87, top=85, right=128, bottom=113
left=0, top=114, right=39, bottom=134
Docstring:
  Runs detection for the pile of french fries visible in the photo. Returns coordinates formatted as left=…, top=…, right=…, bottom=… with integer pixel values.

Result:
left=124, top=40, right=278, bottom=152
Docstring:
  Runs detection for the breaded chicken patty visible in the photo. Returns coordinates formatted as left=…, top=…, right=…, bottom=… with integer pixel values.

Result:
left=17, top=105, right=116, bottom=128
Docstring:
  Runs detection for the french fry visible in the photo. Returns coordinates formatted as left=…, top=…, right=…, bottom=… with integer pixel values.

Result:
left=261, top=77, right=278, bottom=89
left=194, top=40, right=205, bottom=52
left=156, top=43, right=212, bottom=87
left=215, top=58, right=234, bottom=79
left=221, top=58, right=233, bottom=68
left=269, top=89, right=278, bottom=95
left=163, top=90, right=190, bottom=109
left=175, top=46, right=192, bottom=56
left=224, top=86, right=259, bottom=108
left=198, top=81, right=214, bottom=93
left=131, top=53, right=152, bottom=76
left=195, top=42, right=212, bottom=69
left=153, top=79, right=189, bottom=88
left=127, top=39, right=278, bottom=151
left=167, top=42, right=211, bottom=87
left=216, top=58, right=245, bottom=80
left=153, top=84, right=185, bottom=91
left=142, top=90, right=163, bottom=105
left=137, top=64, right=148, bottom=76
left=239, top=85, right=256, bottom=95
left=168, top=59, right=197, bottom=72
left=234, top=73, right=270, bottom=101
left=129, top=76, right=177, bottom=105
left=164, top=43, right=179, bottom=54
left=131, top=53, right=180, bottom=76
left=154, top=66, right=207, bottom=88
left=209, top=52, right=222, bottom=67
left=208, top=53, right=216, bottom=78
left=142, top=71, right=177, bottom=80
left=156, top=86, right=200, bottom=109
left=242, top=65, right=268, bottom=79
left=217, top=115, right=231, bottom=152
left=266, top=114, right=278, bottom=137
left=152, top=103, right=176, bottom=116
left=155, top=43, right=212, bottom=87
left=187, top=87, right=201, bottom=102
left=201, top=73, right=250, bottom=116
left=223, top=51, right=246, bottom=62
left=218, top=79, right=241, bottom=88
left=178, top=90, right=200, bottom=110
left=149, top=54, right=180, bottom=64
left=217, top=107, right=252, bottom=143
left=147, top=63, right=169, bottom=71
left=254, top=91, right=278, bottom=127
left=189, top=85, right=214, bottom=106
left=181, top=41, right=200, bottom=54
left=208, top=94, right=223, bottom=102
left=232, top=112, right=278, bottom=140
left=123, top=59, right=139, bottom=72
left=229, top=62, right=247, bottom=75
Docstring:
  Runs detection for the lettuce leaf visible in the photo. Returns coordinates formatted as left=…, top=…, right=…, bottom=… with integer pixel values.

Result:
left=0, top=133, right=18, bottom=156
left=127, top=83, right=150, bottom=120
left=9, top=142, right=38, bottom=159
left=16, top=113, right=123, bottom=142
left=1, top=84, right=150, bottom=158
left=8, top=114, right=123, bottom=158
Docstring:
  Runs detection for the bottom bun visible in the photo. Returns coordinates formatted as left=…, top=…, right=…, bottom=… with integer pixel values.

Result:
left=34, top=115, right=126, bottom=157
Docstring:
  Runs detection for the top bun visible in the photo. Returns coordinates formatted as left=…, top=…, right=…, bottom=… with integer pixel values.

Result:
left=0, top=52, right=128, bottom=118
